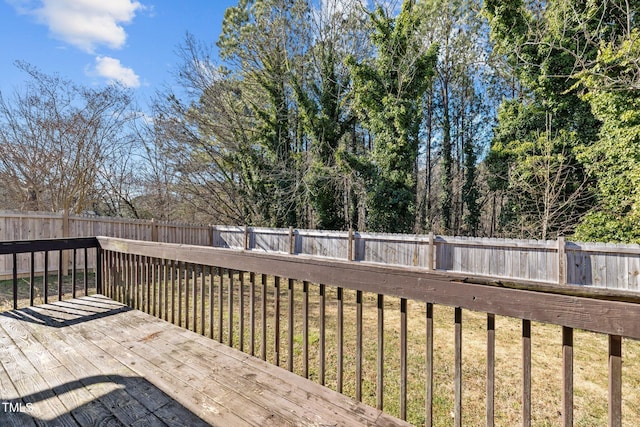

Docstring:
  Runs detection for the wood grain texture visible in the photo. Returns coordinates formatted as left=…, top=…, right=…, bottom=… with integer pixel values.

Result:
left=0, top=295, right=411, bottom=427
left=99, top=237, right=640, bottom=340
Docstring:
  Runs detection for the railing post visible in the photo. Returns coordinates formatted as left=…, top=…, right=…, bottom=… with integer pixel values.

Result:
left=96, top=247, right=102, bottom=295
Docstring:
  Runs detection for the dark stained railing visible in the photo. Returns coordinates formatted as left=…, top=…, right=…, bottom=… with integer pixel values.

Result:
left=97, top=236, right=640, bottom=427
left=0, top=237, right=101, bottom=309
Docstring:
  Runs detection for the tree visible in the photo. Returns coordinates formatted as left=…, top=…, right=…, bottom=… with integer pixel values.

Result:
left=483, top=0, right=600, bottom=238
left=573, top=31, right=640, bottom=242
left=217, top=0, right=310, bottom=227
left=347, top=0, right=438, bottom=233
left=0, top=62, right=139, bottom=214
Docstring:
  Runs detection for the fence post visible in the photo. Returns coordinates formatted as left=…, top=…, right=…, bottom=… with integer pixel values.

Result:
left=151, top=218, right=159, bottom=242
left=428, top=232, right=435, bottom=270
left=558, top=236, right=567, bottom=285
left=288, top=226, right=295, bottom=255
left=244, top=225, right=249, bottom=250
left=208, top=224, right=214, bottom=247
left=348, top=228, right=354, bottom=261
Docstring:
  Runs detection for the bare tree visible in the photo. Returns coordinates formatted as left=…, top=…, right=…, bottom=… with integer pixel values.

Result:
left=0, top=62, right=138, bottom=214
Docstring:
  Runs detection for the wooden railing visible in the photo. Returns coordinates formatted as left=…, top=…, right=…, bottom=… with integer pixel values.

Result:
left=96, top=236, right=640, bottom=426
left=0, top=237, right=102, bottom=310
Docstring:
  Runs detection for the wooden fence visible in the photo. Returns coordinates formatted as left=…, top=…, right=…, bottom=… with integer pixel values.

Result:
left=212, top=226, right=640, bottom=291
left=0, top=211, right=210, bottom=278
left=2, top=211, right=640, bottom=291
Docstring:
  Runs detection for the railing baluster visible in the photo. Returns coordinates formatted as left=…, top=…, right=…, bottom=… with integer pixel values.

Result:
left=58, top=249, right=63, bottom=301
left=377, top=293, right=384, bottom=411
left=218, top=268, right=223, bottom=343
left=337, top=286, right=343, bottom=393
left=177, top=261, right=183, bottom=326
left=240, top=272, right=245, bottom=351
left=487, top=313, right=496, bottom=427
left=523, top=319, right=532, bottom=427
left=164, top=259, right=169, bottom=321
left=153, top=258, right=158, bottom=317
left=400, top=298, right=408, bottom=421
left=170, top=260, right=176, bottom=324
left=200, top=265, right=205, bottom=336
left=30, top=252, right=35, bottom=306
left=126, top=253, right=131, bottom=304
left=250, top=272, right=256, bottom=356
left=609, top=334, right=622, bottom=427
left=261, top=274, right=267, bottom=361
left=185, top=263, right=191, bottom=330
left=426, top=302, right=434, bottom=427
left=72, top=248, right=77, bottom=299
left=190, top=263, right=196, bottom=330
left=12, top=253, right=18, bottom=310
left=44, top=251, right=49, bottom=304
left=135, top=255, right=141, bottom=310
left=562, top=326, right=573, bottom=427
left=96, top=247, right=102, bottom=295
left=455, top=307, right=462, bottom=427
left=209, top=266, right=215, bottom=339
left=303, top=280, right=309, bottom=379
left=356, top=290, right=363, bottom=401
left=146, top=256, right=152, bottom=314
left=288, top=278, right=294, bottom=372
left=319, top=283, right=326, bottom=386
left=228, top=269, right=234, bottom=347
left=274, top=276, right=280, bottom=366
left=83, top=247, right=88, bottom=296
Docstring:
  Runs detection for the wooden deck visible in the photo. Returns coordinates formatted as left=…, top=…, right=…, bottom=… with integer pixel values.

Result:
left=0, top=295, right=410, bottom=426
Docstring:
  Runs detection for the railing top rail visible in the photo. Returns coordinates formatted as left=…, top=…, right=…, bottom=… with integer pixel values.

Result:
left=0, top=237, right=100, bottom=255
left=97, top=236, right=640, bottom=340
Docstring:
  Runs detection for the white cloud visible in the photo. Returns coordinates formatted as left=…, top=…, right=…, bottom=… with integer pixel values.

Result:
left=93, top=56, right=140, bottom=88
left=13, top=0, right=143, bottom=52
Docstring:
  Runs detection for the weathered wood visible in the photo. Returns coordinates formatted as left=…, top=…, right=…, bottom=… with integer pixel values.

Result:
left=454, top=307, right=462, bottom=427
left=400, top=298, right=407, bottom=421
left=228, top=269, right=234, bottom=347
left=337, top=286, right=344, bottom=393
left=562, top=326, right=573, bottom=427
left=274, top=276, right=280, bottom=366
left=97, top=237, right=640, bottom=340
left=487, top=313, right=495, bottom=427
left=377, top=293, right=384, bottom=411
left=356, top=289, right=363, bottom=402
left=0, top=237, right=99, bottom=255
left=0, top=296, right=412, bottom=427
left=287, top=278, right=294, bottom=372
left=609, top=335, right=622, bottom=427
left=426, top=302, right=434, bottom=427
left=302, top=280, right=309, bottom=378
left=239, top=271, right=245, bottom=350
left=250, top=272, right=256, bottom=356
left=261, top=274, right=267, bottom=361
left=523, top=319, right=532, bottom=427
left=319, top=283, right=326, bottom=386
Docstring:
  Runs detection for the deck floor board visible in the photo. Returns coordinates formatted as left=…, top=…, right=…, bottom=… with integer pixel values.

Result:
left=0, top=295, right=410, bottom=426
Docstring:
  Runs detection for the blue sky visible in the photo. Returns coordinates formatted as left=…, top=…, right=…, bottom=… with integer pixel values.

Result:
left=1, top=0, right=238, bottom=106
